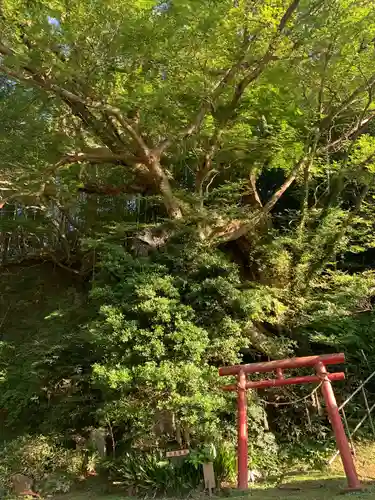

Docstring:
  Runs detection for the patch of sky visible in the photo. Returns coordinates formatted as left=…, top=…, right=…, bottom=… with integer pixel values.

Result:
left=153, top=1, right=171, bottom=15
left=47, top=16, right=60, bottom=27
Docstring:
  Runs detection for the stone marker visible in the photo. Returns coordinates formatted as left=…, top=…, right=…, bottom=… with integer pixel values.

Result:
left=248, top=469, right=262, bottom=483
left=11, top=474, right=40, bottom=497
left=89, top=427, right=106, bottom=457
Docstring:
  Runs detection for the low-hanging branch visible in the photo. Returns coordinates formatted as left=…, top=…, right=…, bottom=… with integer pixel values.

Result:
left=211, top=155, right=308, bottom=242
left=0, top=54, right=183, bottom=219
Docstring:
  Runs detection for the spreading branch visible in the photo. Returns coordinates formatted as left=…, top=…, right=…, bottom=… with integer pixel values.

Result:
left=262, top=157, right=307, bottom=215
left=157, top=0, right=301, bottom=155
left=241, top=170, right=263, bottom=209
left=0, top=41, right=183, bottom=218
left=319, top=72, right=375, bottom=132
left=156, top=43, right=252, bottom=155
left=321, top=110, right=375, bottom=154
left=55, top=148, right=138, bottom=168
left=167, top=0, right=302, bottom=208
left=212, top=156, right=308, bottom=242
left=229, top=0, right=301, bottom=111
left=0, top=40, right=149, bottom=156
left=195, top=128, right=223, bottom=197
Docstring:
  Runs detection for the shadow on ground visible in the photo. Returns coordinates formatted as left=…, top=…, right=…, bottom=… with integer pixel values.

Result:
left=51, top=477, right=375, bottom=500
left=244, top=476, right=375, bottom=499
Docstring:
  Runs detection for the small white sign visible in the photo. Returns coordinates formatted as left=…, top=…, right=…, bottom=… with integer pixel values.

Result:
left=203, top=462, right=216, bottom=495
left=166, top=449, right=190, bottom=458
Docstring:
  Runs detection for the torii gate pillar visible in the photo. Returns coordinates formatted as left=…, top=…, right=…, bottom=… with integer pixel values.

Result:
left=219, top=353, right=361, bottom=491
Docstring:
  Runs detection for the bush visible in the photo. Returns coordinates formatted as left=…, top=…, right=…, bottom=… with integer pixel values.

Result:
left=0, top=435, right=86, bottom=495
left=103, top=442, right=237, bottom=495
left=103, top=451, right=202, bottom=496
left=87, top=243, right=290, bottom=451
left=213, top=442, right=237, bottom=483
left=248, top=431, right=280, bottom=477
left=187, top=442, right=237, bottom=484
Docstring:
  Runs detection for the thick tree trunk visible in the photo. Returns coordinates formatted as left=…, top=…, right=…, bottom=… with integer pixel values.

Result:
left=147, top=157, right=182, bottom=219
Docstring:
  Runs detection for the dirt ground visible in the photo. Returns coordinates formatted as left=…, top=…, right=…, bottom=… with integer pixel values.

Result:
left=53, top=442, right=375, bottom=500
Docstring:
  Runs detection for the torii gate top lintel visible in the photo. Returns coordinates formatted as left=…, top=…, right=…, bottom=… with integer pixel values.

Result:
left=219, top=353, right=345, bottom=376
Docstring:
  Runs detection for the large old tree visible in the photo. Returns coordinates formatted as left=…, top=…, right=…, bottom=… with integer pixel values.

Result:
left=1, top=1, right=375, bottom=242
left=2, top=0, right=375, bottom=457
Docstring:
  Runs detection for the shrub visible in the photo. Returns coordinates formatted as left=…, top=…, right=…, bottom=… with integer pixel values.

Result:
left=187, top=442, right=236, bottom=484
left=0, top=435, right=86, bottom=495
left=213, top=442, right=237, bottom=483
left=103, top=450, right=202, bottom=496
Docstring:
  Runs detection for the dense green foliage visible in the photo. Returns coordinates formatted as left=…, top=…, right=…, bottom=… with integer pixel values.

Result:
left=2, top=0, right=375, bottom=495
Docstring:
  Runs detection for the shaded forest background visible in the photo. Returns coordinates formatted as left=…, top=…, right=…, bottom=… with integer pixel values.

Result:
left=2, top=0, right=375, bottom=495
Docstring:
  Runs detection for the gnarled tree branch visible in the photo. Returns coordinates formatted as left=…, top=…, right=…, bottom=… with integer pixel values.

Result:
left=0, top=40, right=182, bottom=219
left=211, top=156, right=308, bottom=242
left=157, top=0, right=301, bottom=156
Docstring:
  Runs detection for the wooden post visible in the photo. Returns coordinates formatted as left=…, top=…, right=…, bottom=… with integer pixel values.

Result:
left=315, top=362, right=361, bottom=491
left=237, top=370, right=248, bottom=490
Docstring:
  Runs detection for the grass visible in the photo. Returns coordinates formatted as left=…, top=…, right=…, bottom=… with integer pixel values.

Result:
left=52, top=480, right=375, bottom=500
left=53, top=479, right=375, bottom=500
left=248, top=476, right=375, bottom=499
left=52, top=442, right=375, bottom=500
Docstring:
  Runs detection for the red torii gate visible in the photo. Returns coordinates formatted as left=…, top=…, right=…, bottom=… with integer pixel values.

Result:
left=219, top=353, right=361, bottom=491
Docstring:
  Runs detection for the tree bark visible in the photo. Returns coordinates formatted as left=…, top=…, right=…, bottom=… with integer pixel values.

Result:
left=146, top=156, right=182, bottom=219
